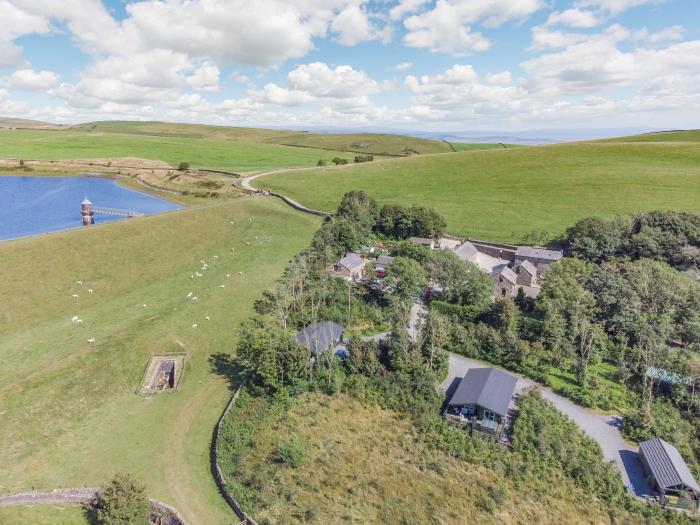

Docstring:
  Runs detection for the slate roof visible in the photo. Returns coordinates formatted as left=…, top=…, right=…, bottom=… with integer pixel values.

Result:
left=515, top=246, right=563, bottom=261
left=516, top=259, right=537, bottom=276
left=447, top=367, right=517, bottom=417
left=493, top=265, right=517, bottom=284
left=376, top=255, right=395, bottom=266
left=295, top=321, right=347, bottom=355
left=339, top=252, right=365, bottom=271
left=454, top=241, right=478, bottom=261
left=640, top=438, right=700, bottom=494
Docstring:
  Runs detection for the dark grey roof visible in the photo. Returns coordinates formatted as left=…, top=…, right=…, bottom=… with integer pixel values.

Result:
left=515, top=246, right=563, bottom=261
left=493, top=265, right=517, bottom=284
left=516, top=259, right=537, bottom=276
left=339, top=252, right=365, bottom=271
left=447, top=367, right=517, bottom=417
left=295, top=321, right=347, bottom=355
left=376, top=255, right=395, bottom=266
left=640, top=438, right=700, bottom=494
left=454, top=242, right=478, bottom=261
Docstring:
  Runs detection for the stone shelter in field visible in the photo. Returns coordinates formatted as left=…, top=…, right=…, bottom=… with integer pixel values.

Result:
left=444, top=367, right=517, bottom=439
left=639, top=438, right=700, bottom=510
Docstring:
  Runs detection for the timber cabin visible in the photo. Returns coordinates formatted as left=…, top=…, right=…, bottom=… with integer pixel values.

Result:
left=444, top=367, right=517, bottom=438
left=639, top=438, right=700, bottom=510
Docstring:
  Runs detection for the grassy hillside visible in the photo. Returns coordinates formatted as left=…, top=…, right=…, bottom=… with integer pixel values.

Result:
left=0, top=117, right=67, bottom=130
left=255, top=141, right=700, bottom=242
left=602, top=130, right=700, bottom=143
left=450, top=142, right=521, bottom=151
left=219, top=392, right=641, bottom=525
left=0, top=197, right=320, bottom=525
left=267, top=132, right=453, bottom=156
left=0, top=129, right=356, bottom=172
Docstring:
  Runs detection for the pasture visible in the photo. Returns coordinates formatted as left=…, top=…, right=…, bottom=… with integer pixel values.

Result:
left=0, top=129, right=356, bottom=172
left=254, top=140, right=700, bottom=243
left=0, top=196, right=319, bottom=525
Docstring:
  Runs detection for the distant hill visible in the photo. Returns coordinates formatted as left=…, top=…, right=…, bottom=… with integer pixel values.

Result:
left=70, top=120, right=452, bottom=156
left=0, top=117, right=69, bottom=130
left=600, top=129, right=700, bottom=142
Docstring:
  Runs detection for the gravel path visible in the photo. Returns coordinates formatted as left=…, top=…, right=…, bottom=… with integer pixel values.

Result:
left=443, top=353, right=654, bottom=498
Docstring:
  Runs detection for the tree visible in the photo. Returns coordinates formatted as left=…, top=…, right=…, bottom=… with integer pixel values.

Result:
left=317, top=159, right=326, bottom=166
left=451, top=262, right=493, bottom=309
left=566, top=215, right=631, bottom=262
left=332, top=157, right=349, bottom=165
left=177, top=161, right=190, bottom=171
left=427, top=250, right=468, bottom=298
left=419, top=310, right=450, bottom=379
left=336, top=191, right=379, bottom=234
left=96, top=474, right=149, bottom=525
left=384, top=257, right=427, bottom=302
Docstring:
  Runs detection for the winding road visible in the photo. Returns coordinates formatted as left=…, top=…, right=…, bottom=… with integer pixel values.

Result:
left=443, top=353, right=654, bottom=498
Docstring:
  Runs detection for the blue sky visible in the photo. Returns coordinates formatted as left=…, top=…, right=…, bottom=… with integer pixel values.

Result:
left=0, top=0, right=698, bottom=131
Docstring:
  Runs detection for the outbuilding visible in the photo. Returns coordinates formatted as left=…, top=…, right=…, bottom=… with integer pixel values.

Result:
left=639, top=438, right=700, bottom=510
left=295, top=321, right=348, bottom=357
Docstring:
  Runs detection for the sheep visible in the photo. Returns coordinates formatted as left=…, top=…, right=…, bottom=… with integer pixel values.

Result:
left=72, top=294, right=79, bottom=299
left=192, top=323, right=198, bottom=329
left=87, top=289, right=93, bottom=294
left=229, top=221, right=234, bottom=225
left=226, top=273, right=231, bottom=278
left=205, top=316, right=210, bottom=321
left=195, top=272, right=203, bottom=277
left=192, top=296, right=199, bottom=301
left=76, top=319, right=83, bottom=324
left=142, top=304, right=148, bottom=308
left=213, top=255, right=219, bottom=259
left=71, top=316, right=80, bottom=323
left=200, top=260, right=206, bottom=265
left=245, top=242, right=250, bottom=246
left=238, top=271, right=243, bottom=275
left=186, top=292, right=193, bottom=299
left=219, top=284, right=225, bottom=289
left=87, top=338, right=96, bottom=344
left=190, top=275, right=195, bottom=279
left=76, top=281, right=83, bottom=286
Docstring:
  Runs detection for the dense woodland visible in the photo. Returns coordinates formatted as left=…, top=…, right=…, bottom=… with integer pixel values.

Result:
left=224, top=192, right=700, bottom=523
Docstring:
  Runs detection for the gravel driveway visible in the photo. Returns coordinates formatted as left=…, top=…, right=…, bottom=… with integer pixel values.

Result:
left=443, top=353, right=654, bottom=498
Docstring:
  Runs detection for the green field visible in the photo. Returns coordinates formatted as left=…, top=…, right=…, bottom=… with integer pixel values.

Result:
left=0, top=197, right=320, bottom=525
left=0, top=505, right=90, bottom=525
left=255, top=140, right=700, bottom=242
left=600, top=130, right=700, bottom=143
left=268, top=132, right=453, bottom=156
left=0, top=129, right=360, bottom=172
left=449, top=142, right=520, bottom=151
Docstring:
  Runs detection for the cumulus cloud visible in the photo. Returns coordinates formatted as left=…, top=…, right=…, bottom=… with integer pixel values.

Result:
left=395, top=62, right=413, bottom=71
left=402, top=0, right=545, bottom=56
left=6, top=69, right=59, bottom=90
left=186, top=63, right=220, bottom=91
left=545, top=8, right=601, bottom=28
left=575, top=0, right=666, bottom=16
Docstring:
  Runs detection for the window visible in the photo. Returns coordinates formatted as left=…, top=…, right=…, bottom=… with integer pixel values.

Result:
left=501, top=288, right=506, bottom=296
left=483, top=410, right=495, bottom=421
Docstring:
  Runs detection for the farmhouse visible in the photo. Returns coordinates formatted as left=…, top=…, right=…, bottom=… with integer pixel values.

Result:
left=514, top=246, right=563, bottom=274
left=334, top=252, right=367, bottom=280
left=493, top=265, right=518, bottom=298
left=639, top=438, right=700, bottom=510
left=444, top=367, right=517, bottom=438
left=295, top=321, right=347, bottom=356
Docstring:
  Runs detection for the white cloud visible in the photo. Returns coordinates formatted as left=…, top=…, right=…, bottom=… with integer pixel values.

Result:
left=7, top=69, right=59, bottom=90
left=634, top=25, right=685, bottom=44
left=395, top=61, right=413, bottom=71
left=575, top=0, right=666, bottom=16
left=487, top=71, right=513, bottom=85
left=330, top=5, right=375, bottom=46
left=186, top=63, right=220, bottom=91
left=529, top=26, right=592, bottom=50
left=545, top=8, right=600, bottom=28
left=402, top=0, right=545, bottom=56
left=389, top=0, right=431, bottom=21
left=286, top=62, right=384, bottom=98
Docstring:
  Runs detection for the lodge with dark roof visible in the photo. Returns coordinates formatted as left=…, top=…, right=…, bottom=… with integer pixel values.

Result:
left=639, top=438, right=700, bottom=510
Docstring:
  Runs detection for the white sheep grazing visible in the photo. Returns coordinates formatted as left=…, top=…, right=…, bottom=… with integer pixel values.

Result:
left=219, top=284, right=225, bottom=289
left=238, top=271, right=243, bottom=275
left=195, top=272, right=203, bottom=277
left=76, top=319, right=83, bottom=324
left=192, top=323, right=198, bottom=329
left=213, top=255, right=219, bottom=259
left=87, top=289, right=93, bottom=294
left=71, top=315, right=79, bottom=323
left=190, top=274, right=195, bottom=279
left=192, top=296, right=199, bottom=301
left=87, top=338, right=95, bottom=344
left=72, top=294, right=79, bottom=299
left=230, top=221, right=234, bottom=224
left=205, top=316, right=210, bottom=321
left=226, top=273, right=231, bottom=278
left=186, top=292, right=193, bottom=298
left=245, top=242, right=250, bottom=246
left=142, top=304, right=148, bottom=308
left=200, top=260, right=206, bottom=265
left=76, top=281, right=83, bottom=286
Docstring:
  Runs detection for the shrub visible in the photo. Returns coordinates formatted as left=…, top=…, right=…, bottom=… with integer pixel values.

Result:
left=317, top=159, right=326, bottom=166
left=276, top=438, right=307, bottom=468
left=96, top=473, right=149, bottom=525
left=177, top=161, right=190, bottom=171
left=332, top=157, right=349, bottom=165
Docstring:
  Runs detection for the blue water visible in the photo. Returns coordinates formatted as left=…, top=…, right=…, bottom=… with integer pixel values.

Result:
left=0, top=176, right=182, bottom=241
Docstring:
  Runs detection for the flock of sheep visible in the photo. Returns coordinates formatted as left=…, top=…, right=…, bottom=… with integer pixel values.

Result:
left=70, top=215, right=262, bottom=345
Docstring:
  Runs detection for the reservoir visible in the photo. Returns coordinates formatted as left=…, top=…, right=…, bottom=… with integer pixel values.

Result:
left=0, top=175, right=182, bottom=241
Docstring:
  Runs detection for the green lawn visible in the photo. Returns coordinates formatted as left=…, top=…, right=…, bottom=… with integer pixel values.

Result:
left=0, top=129, right=356, bottom=172
left=267, top=132, right=454, bottom=156
left=0, top=197, right=319, bottom=525
left=255, top=141, right=700, bottom=242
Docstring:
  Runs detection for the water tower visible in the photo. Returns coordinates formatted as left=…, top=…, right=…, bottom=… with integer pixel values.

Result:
left=81, top=197, right=94, bottom=226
